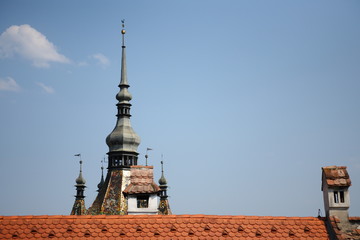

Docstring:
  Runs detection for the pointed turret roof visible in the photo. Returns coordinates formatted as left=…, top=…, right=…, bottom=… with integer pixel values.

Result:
left=76, top=160, right=86, bottom=185
left=159, top=161, right=167, bottom=185
left=88, top=22, right=142, bottom=215
left=105, top=21, right=141, bottom=166
left=71, top=155, right=86, bottom=215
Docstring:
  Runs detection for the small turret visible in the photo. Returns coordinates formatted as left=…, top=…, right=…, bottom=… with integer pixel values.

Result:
left=158, top=160, right=171, bottom=215
left=71, top=154, right=87, bottom=215
left=97, top=159, right=105, bottom=192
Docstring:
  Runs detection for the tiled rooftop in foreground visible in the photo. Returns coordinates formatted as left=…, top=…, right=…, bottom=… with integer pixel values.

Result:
left=0, top=214, right=330, bottom=240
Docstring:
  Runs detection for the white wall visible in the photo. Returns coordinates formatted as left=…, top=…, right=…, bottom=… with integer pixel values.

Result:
left=127, top=194, right=158, bottom=215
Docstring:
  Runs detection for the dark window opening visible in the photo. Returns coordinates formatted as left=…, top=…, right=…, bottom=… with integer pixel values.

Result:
left=334, top=191, right=345, bottom=203
left=334, top=191, right=339, bottom=203
left=340, top=191, right=345, bottom=203
left=137, top=196, right=149, bottom=208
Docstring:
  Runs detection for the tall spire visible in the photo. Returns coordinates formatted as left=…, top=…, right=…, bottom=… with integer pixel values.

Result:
left=106, top=20, right=141, bottom=169
left=88, top=22, right=142, bottom=215
left=71, top=154, right=86, bottom=215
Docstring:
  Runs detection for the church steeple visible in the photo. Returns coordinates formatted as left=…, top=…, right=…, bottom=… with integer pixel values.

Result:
left=71, top=154, right=87, bottom=215
left=105, top=20, right=141, bottom=169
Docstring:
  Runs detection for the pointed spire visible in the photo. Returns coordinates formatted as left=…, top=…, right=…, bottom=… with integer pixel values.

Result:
left=159, top=160, right=167, bottom=185
left=71, top=154, right=86, bottom=215
left=76, top=159, right=86, bottom=185
left=119, top=19, right=129, bottom=87
left=158, top=157, right=172, bottom=215
left=97, top=158, right=105, bottom=192
left=105, top=20, right=141, bottom=169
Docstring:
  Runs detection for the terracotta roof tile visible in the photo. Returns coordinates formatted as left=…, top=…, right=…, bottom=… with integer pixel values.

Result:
left=0, top=214, right=330, bottom=239
left=322, top=166, right=352, bottom=187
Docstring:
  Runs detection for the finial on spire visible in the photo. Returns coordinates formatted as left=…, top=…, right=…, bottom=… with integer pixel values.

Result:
left=159, top=155, right=167, bottom=185
left=121, top=19, right=126, bottom=47
left=74, top=154, right=86, bottom=185
left=161, top=156, right=164, bottom=173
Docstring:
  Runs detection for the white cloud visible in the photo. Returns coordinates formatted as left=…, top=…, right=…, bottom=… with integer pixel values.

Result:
left=92, top=53, right=109, bottom=66
left=36, top=82, right=54, bottom=94
left=0, top=24, right=70, bottom=68
left=0, top=77, right=21, bottom=92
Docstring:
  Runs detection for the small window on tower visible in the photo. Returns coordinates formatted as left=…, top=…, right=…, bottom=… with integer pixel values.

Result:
left=334, top=191, right=339, bottom=203
left=137, top=196, right=149, bottom=208
left=340, top=191, right=345, bottom=203
left=334, top=191, right=345, bottom=203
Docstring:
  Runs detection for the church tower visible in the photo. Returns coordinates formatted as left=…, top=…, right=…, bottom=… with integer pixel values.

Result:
left=88, top=22, right=141, bottom=215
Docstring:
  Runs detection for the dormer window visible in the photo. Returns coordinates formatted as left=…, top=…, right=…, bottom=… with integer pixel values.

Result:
left=334, top=191, right=345, bottom=203
left=137, top=196, right=149, bottom=208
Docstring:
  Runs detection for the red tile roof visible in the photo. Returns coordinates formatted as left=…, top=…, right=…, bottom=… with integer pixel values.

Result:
left=322, top=166, right=351, bottom=187
left=123, top=166, right=160, bottom=195
left=0, top=215, right=330, bottom=239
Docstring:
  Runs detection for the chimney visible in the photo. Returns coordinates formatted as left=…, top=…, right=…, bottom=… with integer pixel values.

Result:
left=321, top=166, right=351, bottom=222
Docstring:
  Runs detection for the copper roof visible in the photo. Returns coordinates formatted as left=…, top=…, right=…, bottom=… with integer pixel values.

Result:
left=123, top=166, right=160, bottom=195
left=322, top=166, right=351, bottom=187
left=0, top=215, right=330, bottom=239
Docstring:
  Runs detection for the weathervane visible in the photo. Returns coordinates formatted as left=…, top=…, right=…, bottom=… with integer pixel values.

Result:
left=74, top=153, right=82, bottom=171
left=145, top=148, right=153, bottom=166
left=74, top=153, right=82, bottom=167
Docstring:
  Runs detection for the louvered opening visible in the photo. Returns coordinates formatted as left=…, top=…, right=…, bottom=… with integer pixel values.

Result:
left=289, top=230, right=295, bottom=236
left=188, top=230, right=195, bottom=236
left=204, top=225, right=211, bottom=231
left=304, top=226, right=311, bottom=232
left=31, top=229, right=38, bottom=234
left=101, top=227, right=108, bottom=233
left=255, top=230, right=262, bottom=236
left=66, top=227, right=73, bottom=233
left=222, top=230, right=228, bottom=236
left=154, top=232, right=160, bottom=236
left=84, top=231, right=91, bottom=237
left=238, top=226, right=244, bottom=232
left=136, top=226, right=142, bottom=232
left=271, top=226, right=277, bottom=232
left=48, top=232, right=55, bottom=238
left=12, top=232, right=18, bottom=239
left=170, top=225, right=177, bottom=232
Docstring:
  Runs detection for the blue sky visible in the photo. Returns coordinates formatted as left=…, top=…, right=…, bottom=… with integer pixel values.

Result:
left=0, top=0, right=359, bottom=217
